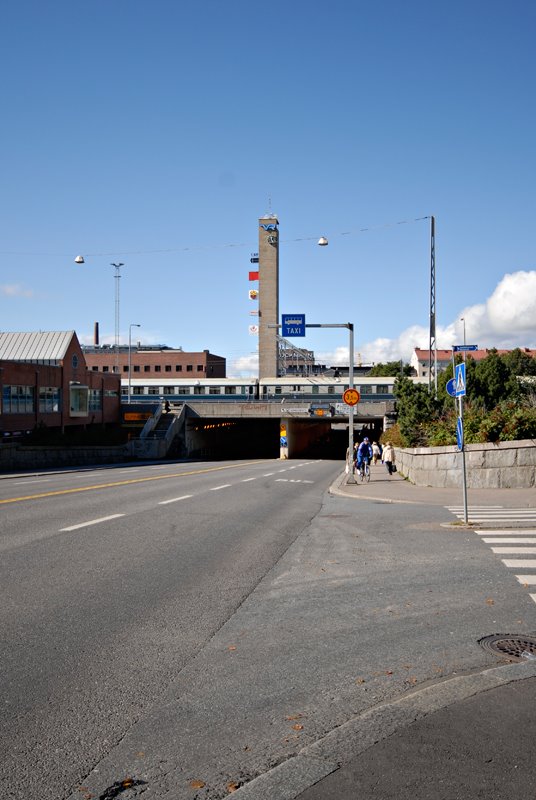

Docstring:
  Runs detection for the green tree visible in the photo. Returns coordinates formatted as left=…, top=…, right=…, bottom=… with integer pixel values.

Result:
left=393, top=375, right=440, bottom=446
left=368, top=361, right=413, bottom=377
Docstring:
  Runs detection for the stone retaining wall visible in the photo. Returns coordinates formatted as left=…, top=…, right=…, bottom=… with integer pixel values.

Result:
left=0, top=443, right=130, bottom=472
left=396, top=439, right=536, bottom=488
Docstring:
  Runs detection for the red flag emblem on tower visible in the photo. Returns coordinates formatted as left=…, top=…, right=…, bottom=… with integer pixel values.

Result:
left=249, top=271, right=259, bottom=281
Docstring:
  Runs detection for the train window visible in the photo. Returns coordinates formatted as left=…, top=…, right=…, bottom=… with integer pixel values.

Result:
left=261, top=385, right=268, bottom=395
left=274, top=386, right=282, bottom=394
left=312, top=385, right=319, bottom=394
left=163, top=387, right=174, bottom=395
left=209, top=387, right=220, bottom=394
left=148, top=387, right=159, bottom=395
left=377, top=384, right=388, bottom=393
left=133, top=387, right=143, bottom=395
left=178, top=387, right=190, bottom=394
left=360, top=385, right=373, bottom=394
left=224, top=386, right=237, bottom=395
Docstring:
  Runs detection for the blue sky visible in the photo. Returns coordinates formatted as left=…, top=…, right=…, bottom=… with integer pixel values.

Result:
left=1, top=1, right=535, bottom=375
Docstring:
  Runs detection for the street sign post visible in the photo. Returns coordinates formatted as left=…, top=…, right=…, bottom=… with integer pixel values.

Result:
left=453, top=344, right=478, bottom=352
left=282, top=314, right=306, bottom=337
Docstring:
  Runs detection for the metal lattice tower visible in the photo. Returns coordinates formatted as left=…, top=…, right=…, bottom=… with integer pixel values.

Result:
left=428, top=216, right=437, bottom=396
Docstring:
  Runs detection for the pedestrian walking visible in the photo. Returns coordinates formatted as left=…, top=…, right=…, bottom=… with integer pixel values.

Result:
left=372, top=441, right=381, bottom=465
left=382, top=441, right=396, bottom=475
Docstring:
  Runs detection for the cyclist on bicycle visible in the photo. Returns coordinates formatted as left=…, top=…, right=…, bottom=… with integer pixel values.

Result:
left=355, top=437, right=373, bottom=476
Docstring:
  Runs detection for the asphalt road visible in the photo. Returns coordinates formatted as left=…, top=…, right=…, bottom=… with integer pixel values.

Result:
left=0, top=458, right=340, bottom=799
left=2, top=459, right=535, bottom=799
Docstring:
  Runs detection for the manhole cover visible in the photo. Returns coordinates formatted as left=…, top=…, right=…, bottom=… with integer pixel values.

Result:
left=479, top=634, right=536, bottom=661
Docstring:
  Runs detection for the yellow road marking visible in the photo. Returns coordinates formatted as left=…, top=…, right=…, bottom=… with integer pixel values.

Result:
left=0, top=462, right=265, bottom=505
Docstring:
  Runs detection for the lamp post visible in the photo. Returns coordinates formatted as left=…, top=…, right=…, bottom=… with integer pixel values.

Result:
left=128, top=324, right=141, bottom=403
left=111, top=262, right=124, bottom=374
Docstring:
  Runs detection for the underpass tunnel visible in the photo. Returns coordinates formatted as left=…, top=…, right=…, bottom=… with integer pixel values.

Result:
left=183, top=415, right=385, bottom=461
left=185, top=418, right=281, bottom=460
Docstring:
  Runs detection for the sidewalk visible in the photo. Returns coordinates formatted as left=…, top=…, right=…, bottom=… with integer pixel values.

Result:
left=231, top=467, right=536, bottom=800
left=330, top=461, right=536, bottom=509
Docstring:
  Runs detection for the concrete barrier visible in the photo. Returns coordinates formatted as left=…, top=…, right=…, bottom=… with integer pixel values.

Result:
left=396, top=439, right=536, bottom=488
left=0, top=443, right=130, bottom=472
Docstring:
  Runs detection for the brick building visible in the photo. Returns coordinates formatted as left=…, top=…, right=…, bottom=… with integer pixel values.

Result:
left=0, top=331, right=121, bottom=436
left=411, top=347, right=536, bottom=378
left=82, top=345, right=226, bottom=378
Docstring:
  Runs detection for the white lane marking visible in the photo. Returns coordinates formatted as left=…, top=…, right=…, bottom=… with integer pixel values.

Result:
left=278, top=469, right=287, bottom=473
left=241, top=477, right=257, bottom=482
left=119, top=469, right=141, bottom=473
left=158, top=495, right=193, bottom=505
left=530, top=594, right=536, bottom=605
left=492, top=547, right=536, bottom=554
left=13, top=479, right=52, bottom=484
left=483, top=538, right=536, bottom=543
left=263, top=472, right=275, bottom=476
left=503, top=559, right=536, bottom=568
left=210, top=484, right=231, bottom=491
left=149, top=465, right=167, bottom=469
left=447, top=506, right=503, bottom=510
left=60, top=513, right=125, bottom=532
left=516, top=575, right=536, bottom=585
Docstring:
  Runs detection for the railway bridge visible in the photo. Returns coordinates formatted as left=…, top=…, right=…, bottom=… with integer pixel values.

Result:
left=128, top=398, right=396, bottom=461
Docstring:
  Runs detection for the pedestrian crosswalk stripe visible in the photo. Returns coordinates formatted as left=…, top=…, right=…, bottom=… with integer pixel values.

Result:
left=484, top=538, right=536, bottom=543
left=479, top=529, right=536, bottom=535
left=502, top=559, right=536, bottom=568
left=493, top=547, right=536, bottom=554
left=516, top=575, right=536, bottom=585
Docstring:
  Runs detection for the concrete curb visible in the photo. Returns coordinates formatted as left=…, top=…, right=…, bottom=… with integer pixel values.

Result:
left=231, top=660, right=536, bottom=799
left=328, top=471, right=427, bottom=505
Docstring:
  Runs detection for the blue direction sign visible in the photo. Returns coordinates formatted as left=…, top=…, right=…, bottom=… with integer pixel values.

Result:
left=455, top=362, right=466, bottom=397
left=282, top=314, right=306, bottom=337
left=453, top=344, right=478, bottom=352
left=456, top=417, right=464, bottom=450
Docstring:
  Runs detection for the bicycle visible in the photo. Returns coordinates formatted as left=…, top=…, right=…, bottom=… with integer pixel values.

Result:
left=357, top=458, right=371, bottom=482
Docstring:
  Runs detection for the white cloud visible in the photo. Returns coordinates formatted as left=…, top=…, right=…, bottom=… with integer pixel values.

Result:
left=318, top=270, right=536, bottom=365
left=230, top=353, right=258, bottom=377
left=1, top=284, right=33, bottom=298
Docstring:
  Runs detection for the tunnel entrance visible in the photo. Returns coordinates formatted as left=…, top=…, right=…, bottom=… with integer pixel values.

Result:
left=182, top=415, right=384, bottom=461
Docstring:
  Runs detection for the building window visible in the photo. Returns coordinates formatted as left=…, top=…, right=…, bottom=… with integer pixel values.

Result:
left=123, top=365, right=129, bottom=372
left=3, top=385, right=35, bottom=414
left=155, top=365, right=161, bottom=372
left=187, top=365, right=193, bottom=372
left=103, top=366, right=109, bottom=373
left=89, top=389, right=102, bottom=411
left=165, top=365, right=172, bottom=372
left=175, top=365, right=182, bottom=372
left=39, top=386, right=60, bottom=413
left=144, top=365, right=150, bottom=372
left=197, top=365, right=204, bottom=372
left=133, top=365, right=140, bottom=372
left=92, top=366, right=99, bottom=371
left=72, top=354, right=79, bottom=369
